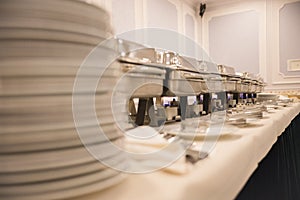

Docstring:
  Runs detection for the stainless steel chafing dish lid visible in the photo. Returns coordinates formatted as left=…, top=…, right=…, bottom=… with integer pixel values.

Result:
left=235, top=72, right=252, bottom=82
left=168, top=69, right=206, bottom=80
left=117, top=48, right=187, bottom=71
left=118, top=47, right=157, bottom=64
left=127, top=48, right=158, bottom=63
left=241, top=72, right=259, bottom=83
left=122, top=48, right=182, bottom=66
left=167, top=57, right=207, bottom=82
left=217, top=65, right=241, bottom=80
left=121, top=64, right=166, bottom=76
left=205, top=71, right=224, bottom=80
left=179, top=56, right=216, bottom=73
left=166, top=56, right=209, bottom=95
left=217, top=65, right=236, bottom=76
left=119, top=63, right=166, bottom=98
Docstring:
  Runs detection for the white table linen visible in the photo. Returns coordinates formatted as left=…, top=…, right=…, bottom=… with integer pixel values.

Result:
left=71, top=103, right=300, bottom=200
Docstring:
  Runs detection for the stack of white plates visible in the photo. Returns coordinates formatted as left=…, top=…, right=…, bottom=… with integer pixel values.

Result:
left=0, top=0, right=127, bottom=199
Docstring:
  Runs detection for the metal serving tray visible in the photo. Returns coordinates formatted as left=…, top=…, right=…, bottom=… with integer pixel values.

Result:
left=167, top=69, right=206, bottom=95
left=118, top=63, right=166, bottom=98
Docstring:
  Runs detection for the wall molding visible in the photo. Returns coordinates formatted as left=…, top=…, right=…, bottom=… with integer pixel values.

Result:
left=134, top=0, right=144, bottom=28
left=167, top=0, right=182, bottom=33
left=182, top=3, right=198, bottom=43
left=272, top=81, right=300, bottom=85
left=278, top=72, right=300, bottom=79
left=268, top=0, right=300, bottom=90
left=202, top=0, right=266, bottom=79
left=202, top=0, right=300, bottom=91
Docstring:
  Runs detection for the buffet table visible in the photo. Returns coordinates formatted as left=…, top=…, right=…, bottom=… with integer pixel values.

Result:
left=72, top=103, right=300, bottom=200
left=237, top=106, right=300, bottom=199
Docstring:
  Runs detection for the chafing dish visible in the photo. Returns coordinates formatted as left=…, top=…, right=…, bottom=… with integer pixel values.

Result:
left=124, top=48, right=181, bottom=66
left=118, top=63, right=166, bottom=98
left=249, top=80, right=257, bottom=93
left=218, top=65, right=235, bottom=75
left=235, top=72, right=251, bottom=93
left=126, top=47, right=157, bottom=63
left=246, top=73, right=257, bottom=93
left=255, top=77, right=266, bottom=93
left=115, top=46, right=167, bottom=98
left=242, top=78, right=252, bottom=93
left=256, top=82, right=263, bottom=93
left=233, top=75, right=243, bottom=93
left=162, top=51, right=181, bottom=65
left=228, top=76, right=241, bottom=92
left=167, top=67, right=207, bottom=96
left=205, top=73, right=225, bottom=92
left=240, top=72, right=265, bottom=93
left=165, top=56, right=209, bottom=96
left=217, top=65, right=241, bottom=92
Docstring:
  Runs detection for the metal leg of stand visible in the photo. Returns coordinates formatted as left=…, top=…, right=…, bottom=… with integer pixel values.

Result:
left=233, top=93, right=239, bottom=105
left=216, top=91, right=226, bottom=110
left=203, top=93, right=211, bottom=114
left=147, top=98, right=155, bottom=125
left=135, top=98, right=147, bottom=126
left=180, top=96, right=187, bottom=120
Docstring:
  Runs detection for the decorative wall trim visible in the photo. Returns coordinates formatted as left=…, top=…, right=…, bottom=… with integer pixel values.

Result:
left=272, top=81, right=300, bottom=85
left=142, top=0, right=148, bottom=28
left=265, top=86, right=300, bottom=91
left=202, top=0, right=299, bottom=90
left=168, top=0, right=183, bottom=33
left=278, top=72, right=300, bottom=78
left=287, top=59, right=300, bottom=72
left=182, top=3, right=198, bottom=43
left=202, top=0, right=266, bottom=79
left=135, top=0, right=144, bottom=28
left=268, top=0, right=300, bottom=90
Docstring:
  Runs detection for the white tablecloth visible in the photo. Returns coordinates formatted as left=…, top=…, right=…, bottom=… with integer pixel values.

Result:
left=72, top=103, right=300, bottom=200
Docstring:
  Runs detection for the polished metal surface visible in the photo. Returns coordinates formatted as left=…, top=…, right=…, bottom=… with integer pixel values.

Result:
left=117, top=44, right=267, bottom=95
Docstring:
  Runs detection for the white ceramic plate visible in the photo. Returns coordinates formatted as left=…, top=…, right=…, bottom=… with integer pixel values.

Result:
left=0, top=75, right=111, bottom=96
left=0, top=28, right=106, bottom=45
left=0, top=0, right=110, bottom=29
left=165, top=125, right=238, bottom=140
left=0, top=93, right=112, bottom=111
left=0, top=129, right=123, bottom=154
left=0, top=122, right=119, bottom=144
left=0, top=139, right=124, bottom=173
left=226, top=117, right=260, bottom=126
left=0, top=152, right=127, bottom=185
left=0, top=168, right=126, bottom=197
left=0, top=173, right=127, bottom=200
left=1, top=105, right=116, bottom=124
left=0, top=107, right=122, bottom=135
left=0, top=56, right=121, bottom=77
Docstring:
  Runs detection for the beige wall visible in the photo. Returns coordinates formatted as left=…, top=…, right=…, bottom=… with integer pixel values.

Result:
left=202, top=0, right=300, bottom=91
